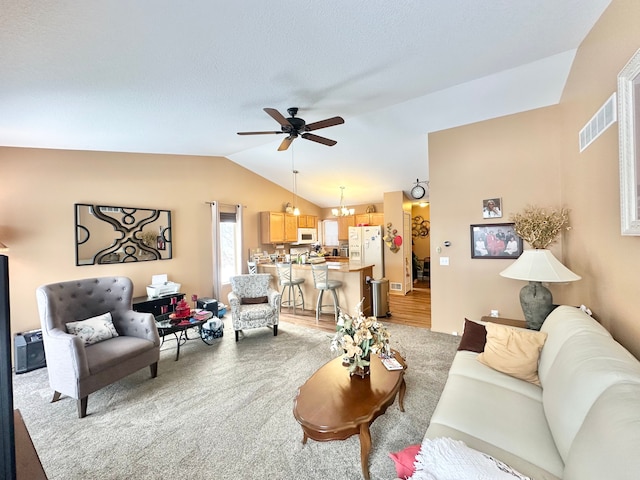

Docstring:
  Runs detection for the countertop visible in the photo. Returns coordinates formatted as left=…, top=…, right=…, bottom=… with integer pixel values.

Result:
left=259, top=262, right=373, bottom=273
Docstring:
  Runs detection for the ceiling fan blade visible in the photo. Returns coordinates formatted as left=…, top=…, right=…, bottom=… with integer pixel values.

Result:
left=301, top=132, right=337, bottom=147
left=278, top=135, right=295, bottom=151
left=237, top=131, right=283, bottom=135
left=264, top=108, right=292, bottom=128
left=304, top=116, right=345, bottom=132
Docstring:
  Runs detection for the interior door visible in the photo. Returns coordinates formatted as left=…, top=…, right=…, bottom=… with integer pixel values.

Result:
left=403, top=211, right=412, bottom=294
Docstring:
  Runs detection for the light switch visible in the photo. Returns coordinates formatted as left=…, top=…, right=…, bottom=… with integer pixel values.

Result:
left=440, top=257, right=449, bottom=266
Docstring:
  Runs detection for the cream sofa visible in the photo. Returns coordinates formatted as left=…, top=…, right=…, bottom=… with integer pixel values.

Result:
left=423, top=305, right=640, bottom=480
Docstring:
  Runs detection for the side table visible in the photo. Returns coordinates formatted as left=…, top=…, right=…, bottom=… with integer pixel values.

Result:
left=133, top=292, right=185, bottom=316
left=480, top=316, right=527, bottom=328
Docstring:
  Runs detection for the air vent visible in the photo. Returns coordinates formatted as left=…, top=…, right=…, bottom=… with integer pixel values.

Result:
left=579, top=93, right=616, bottom=152
left=390, top=282, right=402, bottom=291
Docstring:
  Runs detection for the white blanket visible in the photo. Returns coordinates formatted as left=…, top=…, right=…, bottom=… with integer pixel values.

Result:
left=409, top=437, right=531, bottom=480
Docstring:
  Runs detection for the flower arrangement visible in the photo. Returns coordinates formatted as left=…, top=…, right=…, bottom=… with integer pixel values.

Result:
left=510, top=205, right=571, bottom=249
left=330, top=300, right=391, bottom=376
left=140, top=230, right=157, bottom=247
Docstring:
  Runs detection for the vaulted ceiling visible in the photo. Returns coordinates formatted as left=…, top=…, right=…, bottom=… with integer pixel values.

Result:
left=0, top=1, right=611, bottom=207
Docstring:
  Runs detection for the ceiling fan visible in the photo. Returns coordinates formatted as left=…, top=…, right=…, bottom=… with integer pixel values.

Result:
left=237, top=107, right=344, bottom=151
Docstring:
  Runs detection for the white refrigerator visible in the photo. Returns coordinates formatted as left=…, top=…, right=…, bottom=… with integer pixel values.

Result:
left=348, top=225, right=384, bottom=279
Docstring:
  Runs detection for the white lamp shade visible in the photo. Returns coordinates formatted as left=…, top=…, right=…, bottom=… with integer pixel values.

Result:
left=499, top=249, right=581, bottom=283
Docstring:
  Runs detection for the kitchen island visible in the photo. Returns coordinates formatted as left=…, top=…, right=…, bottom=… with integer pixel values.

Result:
left=257, top=262, right=374, bottom=317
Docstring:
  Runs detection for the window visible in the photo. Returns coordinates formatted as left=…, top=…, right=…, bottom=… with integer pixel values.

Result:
left=210, top=203, right=243, bottom=301
left=323, top=220, right=338, bottom=246
left=219, top=210, right=241, bottom=285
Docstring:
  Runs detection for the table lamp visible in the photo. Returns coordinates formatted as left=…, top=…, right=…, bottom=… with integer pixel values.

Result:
left=500, top=249, right=581, bottom=330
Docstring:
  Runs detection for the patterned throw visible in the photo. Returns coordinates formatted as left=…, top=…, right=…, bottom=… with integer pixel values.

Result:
left=409, top=437, right=531, bottom=480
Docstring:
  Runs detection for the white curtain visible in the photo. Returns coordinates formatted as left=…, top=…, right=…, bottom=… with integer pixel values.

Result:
left=209, top=202, right=243, bottom=302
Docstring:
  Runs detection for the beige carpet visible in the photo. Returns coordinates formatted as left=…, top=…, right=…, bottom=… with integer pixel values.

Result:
left=12, top=319, right=459, bottom=480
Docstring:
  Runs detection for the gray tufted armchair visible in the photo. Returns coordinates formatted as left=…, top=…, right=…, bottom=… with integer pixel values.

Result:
left=228, top=274, right=281, bottom=342
left=36, top=276, right=160, bottom=418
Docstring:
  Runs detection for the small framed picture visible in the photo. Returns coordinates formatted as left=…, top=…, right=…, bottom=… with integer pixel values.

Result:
left=482, top=198, right=502, bottom=218
left=470, top=223, right=523, bottom=259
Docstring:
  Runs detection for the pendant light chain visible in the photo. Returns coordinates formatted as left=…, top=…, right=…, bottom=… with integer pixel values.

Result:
left=291, top=145, right=300, bottom=216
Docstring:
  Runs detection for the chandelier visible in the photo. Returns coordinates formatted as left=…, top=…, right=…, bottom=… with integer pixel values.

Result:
left=332, top=186, right=354, bottom=217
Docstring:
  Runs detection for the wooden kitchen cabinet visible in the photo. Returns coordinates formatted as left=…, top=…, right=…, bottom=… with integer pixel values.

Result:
left=370, top=212, right=385, bottom=225
left=260, top=211, right=285, bottom=243
left=297, top=214, right=317, bottom=229
left=261, top=212, right=298, bottom=243
left=354, top=213, right=385, bottom=226
left=261, top=211, right=299, bottom=243
left=337, top=215, right=355, bottom=241
left=284, top=213, right=298, bottom=242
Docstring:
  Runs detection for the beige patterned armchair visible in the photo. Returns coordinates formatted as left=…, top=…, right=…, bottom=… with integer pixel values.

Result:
left=228, top=274, right=281, bottom=341
left=36, top=276, right=160, bottom=418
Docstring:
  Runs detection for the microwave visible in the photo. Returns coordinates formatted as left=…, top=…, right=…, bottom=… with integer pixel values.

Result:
left=296, top=228, right=317, bottom=244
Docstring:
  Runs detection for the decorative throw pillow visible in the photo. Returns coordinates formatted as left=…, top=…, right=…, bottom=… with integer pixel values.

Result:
left=457, top=318, right=487, bottom=353
left=476, top=322, right=547, bottom=385
left=66, top=312, right=119, bottom=346
left=241, top=296, right=268, bottom=305
left=389, top=444, right=421, bottom=479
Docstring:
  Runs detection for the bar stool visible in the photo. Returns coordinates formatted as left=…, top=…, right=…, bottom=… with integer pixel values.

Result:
left=311, top=263, right=343, bottom=323
left=275, top=262, right=305, bottom=314
left=247, top=261, right=257, bottom=274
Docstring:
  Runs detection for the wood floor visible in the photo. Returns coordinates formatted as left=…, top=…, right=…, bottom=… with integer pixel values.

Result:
left=278, top=279, right=431, bottom=333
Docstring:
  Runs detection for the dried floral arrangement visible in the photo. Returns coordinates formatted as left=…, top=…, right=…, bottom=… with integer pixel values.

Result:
left=510, top=206, right=571, bottom=249
left=140, top=230, right=157, bottom=247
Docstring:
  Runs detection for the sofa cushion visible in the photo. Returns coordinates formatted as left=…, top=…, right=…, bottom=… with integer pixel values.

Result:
left=66, top=312, right=119, bottom=346
left=477, top=323, right=547, bottom=385
left=449, top=351, right=542, bottom=401
left=86, top=335, right=156, bottom=374
left=542, top=331, right=640, bottom=461
left=427, top=373, right=563, bottom=478
left=457, top=319, right=487, bottom=353
left=563, top=382, right=640, bottom=480
left=538, top=306, right=611, bottom=385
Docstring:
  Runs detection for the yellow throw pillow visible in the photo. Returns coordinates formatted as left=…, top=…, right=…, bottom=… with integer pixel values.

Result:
left=477, top=322, right=548, bottom=385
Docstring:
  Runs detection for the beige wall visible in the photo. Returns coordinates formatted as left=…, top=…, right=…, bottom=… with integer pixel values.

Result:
left=429, top=106, right=564, bottom=335
left=560, top=0, right=640, bottom=352
left=0, top=147, right=319, bottom=338
left=429, top=0, right=640, bottom=358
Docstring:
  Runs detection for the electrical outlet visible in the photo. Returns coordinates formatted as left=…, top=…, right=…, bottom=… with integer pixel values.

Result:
left=440, top=256, right=449, bottom=266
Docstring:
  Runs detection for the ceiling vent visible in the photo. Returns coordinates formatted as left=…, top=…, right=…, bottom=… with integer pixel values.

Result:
left=579, top=93, right=616, bottom=152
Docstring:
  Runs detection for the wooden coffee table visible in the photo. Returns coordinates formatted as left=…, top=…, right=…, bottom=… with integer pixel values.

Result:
left=293, top=351, right=407, bottom=480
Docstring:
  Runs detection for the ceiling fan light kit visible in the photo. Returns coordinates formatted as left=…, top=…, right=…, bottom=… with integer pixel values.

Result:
left=238, top=107, right=344, bottom=151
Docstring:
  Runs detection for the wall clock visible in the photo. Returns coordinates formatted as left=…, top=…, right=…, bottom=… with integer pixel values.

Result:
left=411, top=184, right=425, bottom=199
left=410, top=179, right=429, bottom=199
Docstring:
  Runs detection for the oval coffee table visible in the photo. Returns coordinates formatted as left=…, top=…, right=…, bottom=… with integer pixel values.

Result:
left=293, top=351, right=407, bottom=480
